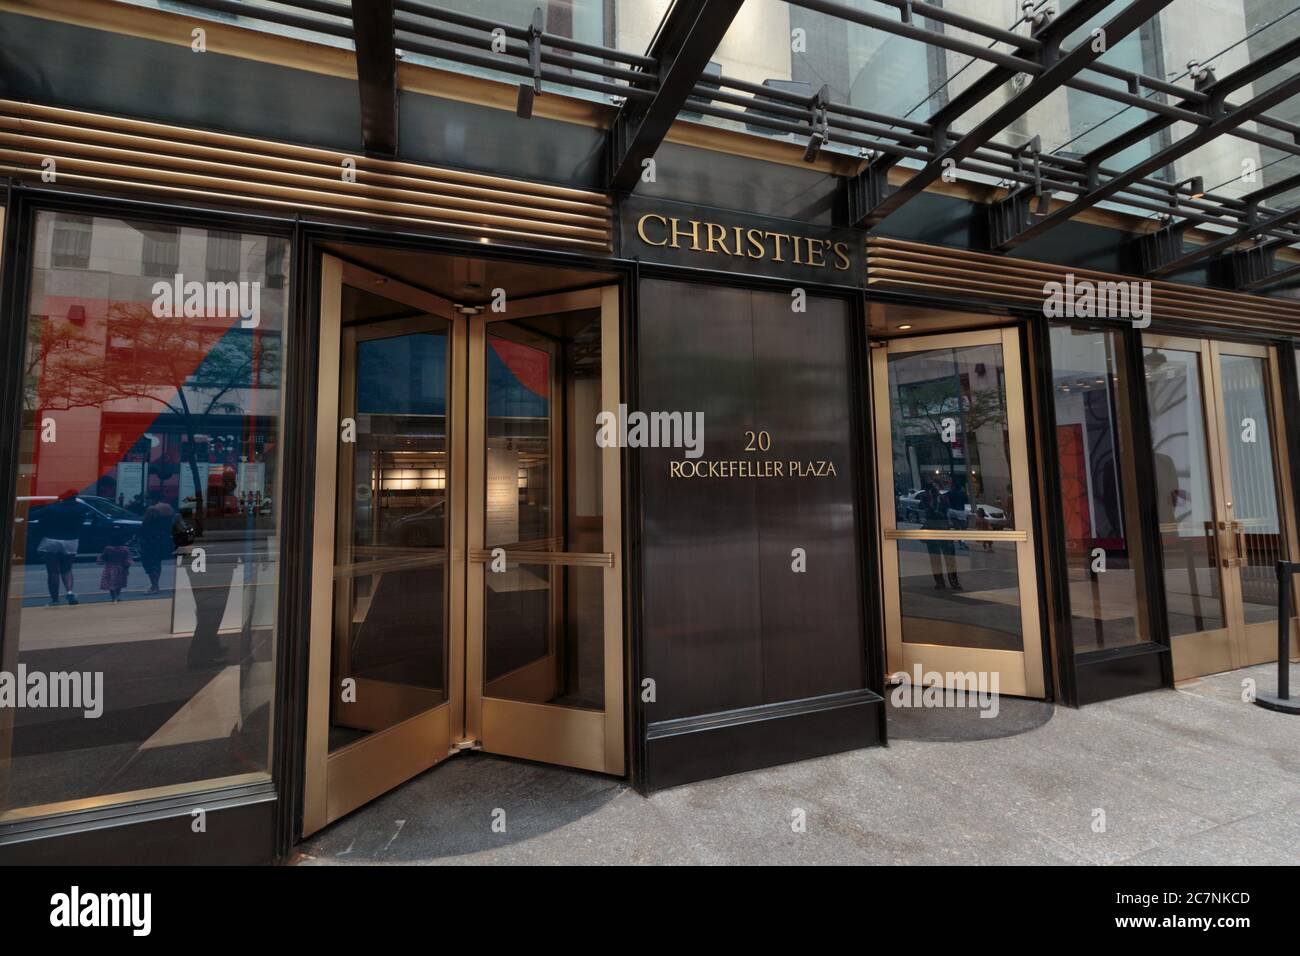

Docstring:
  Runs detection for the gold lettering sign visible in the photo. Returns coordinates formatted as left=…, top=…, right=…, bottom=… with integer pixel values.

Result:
left=670, top=459, right=839, bottom=479
left=636, top=213, right=852, bottom=272
left=669, top=431, right=838, bottom=479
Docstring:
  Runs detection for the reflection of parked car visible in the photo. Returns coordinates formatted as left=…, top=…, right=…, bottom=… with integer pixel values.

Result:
left=385, top=501, right=446, bottom=548
left=19, top=495, right=143, bottom=560
left=972, top=503, right=1008, bottom=530
left=896, top=490, right=925, bottom=522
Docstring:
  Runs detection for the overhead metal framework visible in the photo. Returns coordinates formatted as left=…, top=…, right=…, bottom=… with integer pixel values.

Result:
left=845, top=0, right=1173, bottom=227
left=997, top=34, right=1300, bottom=251
left=352, top=0, right=399, bottom=156
left=135, top=0, right=1300, bottom=291
left=606, top=0, right=746, bottom=192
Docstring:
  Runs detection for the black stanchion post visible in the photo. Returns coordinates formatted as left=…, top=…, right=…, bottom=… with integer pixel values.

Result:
left=1256, top=560, right=1300, bottom=714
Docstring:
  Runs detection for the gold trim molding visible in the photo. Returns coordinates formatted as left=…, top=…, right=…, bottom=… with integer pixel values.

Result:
left=867, top=237, right=1300, bottom=333
left=0, top=99, right=612, bottom=250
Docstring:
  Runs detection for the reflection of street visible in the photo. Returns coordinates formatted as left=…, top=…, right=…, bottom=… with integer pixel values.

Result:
left=898, top=540, right=1023, bottom=651
left=4, top=538, right=275, bottom=811
left=17, top=538, right=271, bottom=608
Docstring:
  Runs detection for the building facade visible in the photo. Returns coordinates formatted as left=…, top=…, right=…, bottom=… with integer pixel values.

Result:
left=0, top=0, right=1298, bottom=864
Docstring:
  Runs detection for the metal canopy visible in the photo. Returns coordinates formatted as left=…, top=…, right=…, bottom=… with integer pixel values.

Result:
left=149, top=0, right=1300, bottom=290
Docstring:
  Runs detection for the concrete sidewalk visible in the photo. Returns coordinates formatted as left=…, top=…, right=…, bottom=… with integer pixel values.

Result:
left=297, top=661, right=1300, bottom=865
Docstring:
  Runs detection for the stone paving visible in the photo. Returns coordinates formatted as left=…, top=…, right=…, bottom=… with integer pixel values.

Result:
left=298, top=661, right=1300, bottom=865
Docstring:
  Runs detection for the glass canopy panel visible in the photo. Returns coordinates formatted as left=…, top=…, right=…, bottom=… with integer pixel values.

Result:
left=1172, top=132, right=1298, bottom=204
left=685, top=0, right=961, bottom=154
left=938, top=0, right=1070, bottom=151
left=994, top=0, right=1166, bottom=163
left=395, top=0, right=672, bottom=106
left=407, top=0, right=672, bottom=54
left=1256, top=154, right=1300, bottom=209
left=1165, top=0, right=1300, bottom=66
left=127, top=0, right=356, bottom=50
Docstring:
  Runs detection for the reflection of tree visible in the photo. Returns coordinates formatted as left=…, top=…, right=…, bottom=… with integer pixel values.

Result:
left=22, top=320, right=98, bottom=416
left=894, top=376, right=1006, bottom=443
left=28, top=303, right=275, bottom=509
left=892, top=374, right=1006, bottom=498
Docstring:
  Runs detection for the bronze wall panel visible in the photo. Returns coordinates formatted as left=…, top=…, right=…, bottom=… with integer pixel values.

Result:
left=639, top=281, right=764, bottom=720
left=638, top=279, right=865, bottom=725
left=751, top=291, right=865, bottom=702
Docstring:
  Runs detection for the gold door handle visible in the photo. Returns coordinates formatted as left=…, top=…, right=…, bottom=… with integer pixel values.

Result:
left=1217, top=520, right=1233, bottom=569
left=1231, top=520, right=1247, bottom=568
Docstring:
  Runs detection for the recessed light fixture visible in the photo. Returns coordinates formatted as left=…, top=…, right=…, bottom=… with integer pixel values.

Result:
left=898, top=324, right=913, bottom=330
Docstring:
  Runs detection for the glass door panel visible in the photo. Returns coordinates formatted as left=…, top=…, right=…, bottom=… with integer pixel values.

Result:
left=1213, top=345, right=1295, bottom=667
left=330, top=314, right=451, bottom=749
left=1142, top=341, right=1233, bottom=679
left=1142, top=335, right=1299, bottom=680
left=1218, top=352, right=1282, bottom=625
left=304, top=258, right=465, bottom=836
left=306, top=262, right=626, bottom=835
left=874, top=328, right=1044, bottom=698
left=467, top=289, right=624, bottom=775
left=482, top=324, right=562, bottom=704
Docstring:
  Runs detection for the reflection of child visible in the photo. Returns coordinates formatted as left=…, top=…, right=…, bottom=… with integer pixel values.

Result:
left=97, top=529, right=133, bottom=602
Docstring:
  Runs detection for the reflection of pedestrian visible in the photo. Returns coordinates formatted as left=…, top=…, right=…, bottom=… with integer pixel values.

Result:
left=36, top=490, right=83, bottom=606
left=140, top=489, right=175, bottom=592
left=922, top=482, right=961, bottom=590
left=1153, top=452, right=1180, bottom=524
left=97, top=528, right=133, bottom=602
left=189, top=558, right=233, bottom=669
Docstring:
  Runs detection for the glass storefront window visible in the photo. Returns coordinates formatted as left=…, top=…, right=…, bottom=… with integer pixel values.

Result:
left=1, top=211, right=288, bottom=819
left=1048, top=325, right=1149, bottom=654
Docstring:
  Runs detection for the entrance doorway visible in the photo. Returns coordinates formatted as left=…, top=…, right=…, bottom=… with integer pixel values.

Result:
left=1142, top=335, right=1299, bottom=680
left=872, top=328, right=1045, bottom=698
left=303, top=254, right=623, bottom=836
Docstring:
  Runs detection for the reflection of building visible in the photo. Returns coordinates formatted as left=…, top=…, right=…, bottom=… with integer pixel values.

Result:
left=23, top=215, right=287, bottom=525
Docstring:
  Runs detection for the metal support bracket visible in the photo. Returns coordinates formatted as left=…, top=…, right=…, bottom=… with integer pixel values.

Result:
left=516, top=6, right=544, bottom=118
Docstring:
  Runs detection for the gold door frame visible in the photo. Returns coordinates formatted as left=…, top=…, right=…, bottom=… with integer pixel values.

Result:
left=466, top=286, right=625, bottom=774
left=872, top=327, right=1046, bottom=698
left=1145, top=333, right=1300, bottom=679
left=303, top=256, right=467, bottom=836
